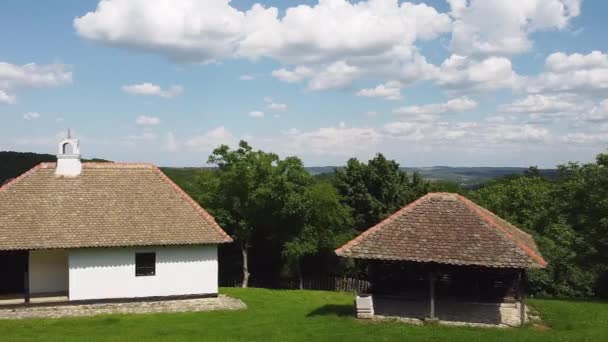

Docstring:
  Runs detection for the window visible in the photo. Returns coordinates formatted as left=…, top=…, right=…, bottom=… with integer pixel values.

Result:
left=135, top=252, right=156, bottom=276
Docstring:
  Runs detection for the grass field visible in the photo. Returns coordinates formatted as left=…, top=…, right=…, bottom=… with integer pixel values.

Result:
left=0, top=288, right=606, bottom=341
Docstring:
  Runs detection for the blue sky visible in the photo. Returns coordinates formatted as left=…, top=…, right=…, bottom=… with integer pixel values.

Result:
left=1, top=0, right=607, bottom=167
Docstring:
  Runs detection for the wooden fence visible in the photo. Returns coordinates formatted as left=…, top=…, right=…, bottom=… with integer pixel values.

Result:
left=220, top=276, right=371, bottom=293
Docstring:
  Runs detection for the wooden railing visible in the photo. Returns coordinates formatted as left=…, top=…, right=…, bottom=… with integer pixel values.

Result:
left=220, top=276, right=371, bottom=293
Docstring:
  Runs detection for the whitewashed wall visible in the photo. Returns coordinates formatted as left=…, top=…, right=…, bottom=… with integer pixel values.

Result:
left=29, top=249, right=69, bottom=294
left=68, top=245, right=218, bottom=301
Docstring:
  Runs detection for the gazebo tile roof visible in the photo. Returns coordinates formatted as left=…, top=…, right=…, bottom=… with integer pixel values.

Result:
left=335, top=192, right=546, bottom=269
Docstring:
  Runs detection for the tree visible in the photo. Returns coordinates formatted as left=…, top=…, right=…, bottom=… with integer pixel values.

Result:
left=553, top=153, right=608, bottom=297
left=333, top=154, right=429, bottom=231
left=471, top=171, right=597, bottom=297
left=282, top=182, right=354, bottom=288
left=198, top=141, right=279, bottom=287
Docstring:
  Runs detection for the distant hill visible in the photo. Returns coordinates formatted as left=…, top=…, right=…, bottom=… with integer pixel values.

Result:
left=0, top=151, right=110, bottom=184
left=163, top=165, right=558, bottom=189
left=1, top=151, right=557, bottom=189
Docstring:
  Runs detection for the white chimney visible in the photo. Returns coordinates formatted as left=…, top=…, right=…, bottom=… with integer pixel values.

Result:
left=56, top=130, right=82, bottom=177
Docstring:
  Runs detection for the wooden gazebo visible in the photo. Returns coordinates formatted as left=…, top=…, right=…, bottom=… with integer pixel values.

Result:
left=335, top=192, right=547, bottom=326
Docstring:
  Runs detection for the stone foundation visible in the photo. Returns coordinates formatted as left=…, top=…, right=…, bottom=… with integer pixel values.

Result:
left=357, top=295, right=529, bottom=327
left=0, top=294, right=246, bottom=320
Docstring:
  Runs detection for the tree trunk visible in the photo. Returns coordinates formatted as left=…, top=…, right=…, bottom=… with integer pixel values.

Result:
left=241, top=241, right=250, bottom=288
left=297, top=262, right=303, bottom=290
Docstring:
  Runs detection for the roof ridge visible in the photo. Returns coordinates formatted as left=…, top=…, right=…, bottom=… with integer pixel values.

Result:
left=151, top=165, right=233, bottom=243
left=82, top=162, right=156, bottom=168
left=455, top=194, right=547, bottom=268
left=0, top=162, right=46, bottom=192
left=335, top=193, right=433, bottom=255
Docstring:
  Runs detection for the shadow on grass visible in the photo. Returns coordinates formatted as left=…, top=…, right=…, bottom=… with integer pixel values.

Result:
left=307, top=304, right=354, bottom=317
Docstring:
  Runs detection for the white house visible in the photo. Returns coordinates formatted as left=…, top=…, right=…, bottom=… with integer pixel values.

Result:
left=0, top=135, right=232, bottom=303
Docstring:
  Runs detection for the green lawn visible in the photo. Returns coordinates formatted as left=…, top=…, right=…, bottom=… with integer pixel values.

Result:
left=0, top=288, right=606, bottom=341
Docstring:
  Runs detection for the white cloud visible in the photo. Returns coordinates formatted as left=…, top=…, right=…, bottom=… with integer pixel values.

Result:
left=23, top=112, right=40, bottom=120
left=75, top=0, right=450, bottom=63
left=394, top=96, right=477, bottom=115
left=185, top=126, right=236, bottom=150
left=562, top=132, right=608, bottom=145
left=436, top=54, right=522, bottom=92
left=239, top=74, right=255, bottom=81
left=122, top=83, right=183, bottom=98
left=249, top=110, right=265, bottom=118
left=135, top=115, right=160, bottom=125
left=528, top=51, right=608, bottom=94
left=357, top=80, right=402, bottom=100
left=0, top=61, right=72, bottom=104
left=582, top=99, right=608, bottom=122
left=0, top=90, right=16, bottom=104
left=308, top=61, right=360, bottom=91
left=449, top=0, right=581, bottom=56
left=76, top=1, right=451, bottom=90
left=271, top=66, right=313, bottom=83
left=264, top=97, right=287, bottom=111
left=282, top=122, right=381, bottom=156
left=502, top=94, right=583, bottom=114
left=383, top=120, right=551, bottom=145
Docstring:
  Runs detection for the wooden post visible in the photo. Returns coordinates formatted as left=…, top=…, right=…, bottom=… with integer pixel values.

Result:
left=429, top=270, right=436, bottom=319
left=519, top=270, right=526, bottom=326
left=23, top=250, right=30, bottom=304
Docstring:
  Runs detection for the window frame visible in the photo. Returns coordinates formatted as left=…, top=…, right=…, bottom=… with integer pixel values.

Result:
left=135, top=252, right=156, bottom=277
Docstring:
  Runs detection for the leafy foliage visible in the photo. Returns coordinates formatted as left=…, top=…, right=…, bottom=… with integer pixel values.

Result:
left=197, top=141, right=353, bottom=287
left=333, top=154, right=430, bottom=231
left=472, top=152, right=608, bottom=298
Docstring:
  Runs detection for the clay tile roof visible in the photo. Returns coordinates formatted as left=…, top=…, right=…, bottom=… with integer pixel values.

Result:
left=335, top=192, right=547, bottom=269
left=0, top=163, right=232, bottom=250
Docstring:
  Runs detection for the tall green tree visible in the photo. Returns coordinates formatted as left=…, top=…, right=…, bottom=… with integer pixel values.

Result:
left=553, top=153, right=608, bottom=296
left=198, top=141, right=279, bottom=287
left=334, top=154, right=429, bottom=231
left=282, top=182, right=354, bottom=288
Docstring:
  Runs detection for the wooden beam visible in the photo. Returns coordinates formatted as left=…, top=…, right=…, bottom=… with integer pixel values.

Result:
left=519, top=270, right=526, bottom=326
left=429, top=270, right=435, bottom=319
left=23, top=250, right=30, bottom=304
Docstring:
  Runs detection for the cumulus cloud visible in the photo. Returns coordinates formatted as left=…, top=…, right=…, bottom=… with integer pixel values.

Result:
left=282, top=122, right=381, bottom=156
left=249, top=110, right=265, bottom=118
left=76, top=0, right=452, bottom=90
left=23, top=112, right=41, bottom=120
left=264, top=97, right=287, bottom=111
left=383, top=120, right=550, bottom=145
left=75, top=0, right=450, bottom=63
left=239, top=74, right=255, bottom=81
left=271, top=66, right=313, bottom=83
left=308, top=61, right=360, bottom=91
left=122, top=83, right=183, bottom=98
left=0, top=61, right=72, bottom=104
left=135, top=115, right=160, bottom=125
left=582, top=99, right=608, bottom=122
left=185, top=126, right=236, bottom=150
left=357, top=80, right=402, bottom=100
left=449, top=0, right=581, bottom=56
left=394, top=96, right=477, bottom=119
left=502, top=94, right=584, bottom=114
left=528, top=51, right=608, bottom=94
left=0, top=90, right=15, bottom=104
left=436, top=54, right=522, bottom=92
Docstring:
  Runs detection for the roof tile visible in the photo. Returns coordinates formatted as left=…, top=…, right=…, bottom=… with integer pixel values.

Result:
left=335, top=192, right=546, bottom=269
